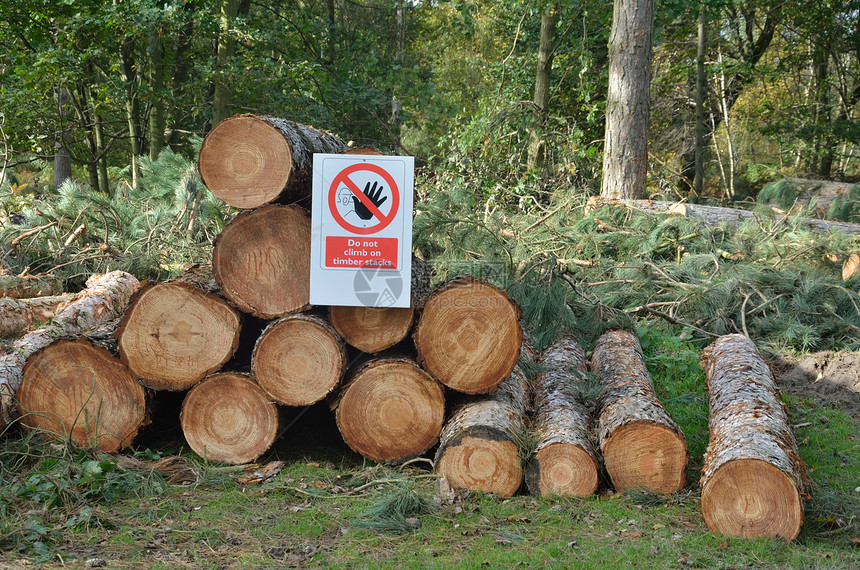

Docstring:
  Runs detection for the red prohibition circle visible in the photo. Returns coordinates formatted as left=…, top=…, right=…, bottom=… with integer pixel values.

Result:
left=328, top=163, right=400, bottom=235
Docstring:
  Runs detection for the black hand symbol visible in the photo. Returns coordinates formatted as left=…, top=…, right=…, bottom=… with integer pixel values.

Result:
left=352, top=181, right=388, bottom=221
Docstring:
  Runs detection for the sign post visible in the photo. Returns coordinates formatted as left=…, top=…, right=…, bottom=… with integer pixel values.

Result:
left=310, top=154, right=414, bottom=307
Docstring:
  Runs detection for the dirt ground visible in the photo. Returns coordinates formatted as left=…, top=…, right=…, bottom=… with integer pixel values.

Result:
left=772, top=351, right=860, bottom=416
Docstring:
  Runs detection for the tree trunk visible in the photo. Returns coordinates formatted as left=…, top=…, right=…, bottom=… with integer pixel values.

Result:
left=0, top=294, right=75, bottom=339
left=120, top=38, right=142, bottom=189
left=699, top=334, right=807, bottom=540
left=600, top=0, right=656, bottom=199
left=198, top=114, right=348, bottom=209
left=212, top=204, right=311, bottom=319
left=591, top=330, right=687, bottom=493
left=16, top=338, right=148, bottom=452
left=586, top=197, right=860, bottom=236
left=334, top=357, right=445, bottom=465
left=328, top=255, right=430, bottom=353
left=116, top=279, right=241, bottom=391
left=53, top=87, right=72, bottom=189
left=0, top=274, right=63, bottom=299
left=166, top=1, right=196, bottom=149
left=251, top=313, right=346, bottom=406
left=180, top=371, right=279, bottom=465
left=435, top=366, right=529, bottom=498
left=148, top=29, right=166, bottom=160
left=0, top=271, right=140, bottom=429
left=527, top=7, right=558, bottom=170
left=694, top=6, right=707, bottom=197
left=525, top=337, right=599, bottom=497
left=212, top=0, right=242, bottom=126
left=414, top=277, right=522, bottom=394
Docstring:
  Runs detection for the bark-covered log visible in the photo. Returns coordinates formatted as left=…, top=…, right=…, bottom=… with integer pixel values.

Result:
left=0, top=274, right=63, bottom=299
left=16, top=338, right=148, bottom=452
left=0, top=294, right=75, bottom=338
left=591, top=330, right=688, bottom=493
left=525, top=337, right=599, bottom=497
left=212, top=204, right=311, bottom=319
left=586, top=197, right=860, bottom=236
left=699, top=334, right=807, bottom=540
left=435, top=367, right=529, bottom=498
left=116, top=279, right=241, bottom=391
left=252, top=313, right=346, bottom=406
left=180, top=372, right=279, bottom=465
left=0, top=271, right=140, bottom=429
left=334, top=357, right=445, bottom=465
left=414, top=277, right=522, bottom=394
left=198, top=114, right=347, bottom=209
left=328, top=256, right=431, bottom=353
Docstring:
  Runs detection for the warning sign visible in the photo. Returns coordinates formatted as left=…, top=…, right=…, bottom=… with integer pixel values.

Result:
left=310, top=154, right=414, bottom=307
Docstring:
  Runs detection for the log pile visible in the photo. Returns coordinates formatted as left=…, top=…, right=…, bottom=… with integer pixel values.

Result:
left=699, top=334, right=807, bottom=540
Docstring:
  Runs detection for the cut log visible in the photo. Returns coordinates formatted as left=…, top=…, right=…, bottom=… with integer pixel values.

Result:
left=591, top=330, right=688, bottom=493
left=198, top=114, right=347, bottom=209
left=334, top=357, right=445, bottom=464
left=435, top=367, right=529, bottom=498
left=212, top=204, right=311, bottom=319
left=116, top=280, right=241, bottom=391
left=16, top=338, right=148, bottom=452
left=414, top=277, right=522, bottom=394
left=525, top=337, right=599, bottom=497
left=252, top=313, right=346, bottom=406
left=842, top=252, right=860, bottom=281
left=180, top=372, right=279, bottom=465
left=0, top=274, right=63, bottom=299
left=699, top=334, right=807, bottom=540
left=0, top=294, right=75, bottom=338
left=586, top=197, right=860, bottom=236
left=0, top=271, right=140, bottom=429
left=328, top=256, right=431, bottom=353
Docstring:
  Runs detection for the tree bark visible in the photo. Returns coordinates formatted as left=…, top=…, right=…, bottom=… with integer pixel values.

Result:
left=180, top=371, right=279, bottom=465
left=414, top=277, right=522, bottom=394
left=527, top=6, right=558, bottom=170
left=0, top=274, right=63, bottom=299
left=435, top=366, right=529, bottom=498
left=699, top=334, right=807, bottom=540
left=328, top=255, right=431, bottom=353
left=0, top=294, right=75, bottom=339
left=0, top=271, right=140, bottom=429
left=213, top=0, right=241, bottom=126
left=198, top=114, right=348, bottom=209
left=16, top=338, right=148, bottom=452
left=251, top=313, right=346, bottom=406
left=53, top=87, right=72, bottom=189
left=591, top=330, right=688, bottom=493
left=586, top=197, right=860, bottom=236
left=600, top=0, right=656, bottom=199
left=694, top=6, right=707, bottom=197
left=120, top=38, right=142, bottom=189
left=525, top=337, right=599, bottom=497
left=148, top=29, right=166, bottom=160
left=212, top=204, right=312, bottom=319
left=334, top=357, right=445, bottom=465
left=116, top=279, right=241, bottom=391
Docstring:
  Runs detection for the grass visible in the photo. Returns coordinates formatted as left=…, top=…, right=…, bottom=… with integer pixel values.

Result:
left=0, top=329, right=857, bottom=568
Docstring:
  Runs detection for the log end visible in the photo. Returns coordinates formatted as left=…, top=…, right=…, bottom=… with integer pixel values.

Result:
left=198, top=114, right=293, bottom=209
left=17, top=339, right=148, bottom=453
left=436, top=434, right=523, bottom=498
left=415, top=279, right=522, bottom=394
left=701, top=458, right=803, bottom=540
left=603, top=421, right=688, bottom=494
left=180, top=372, right=279, bottom=465
left=525, top=442, right=599, bottom=497
left=252, top=316, right=346, bottom=406
left=328, top=305, right=414, bottom=353
left=336, top=359, right=445, bottom=464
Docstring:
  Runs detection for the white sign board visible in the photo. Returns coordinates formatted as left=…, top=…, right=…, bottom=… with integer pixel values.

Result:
left=310, top=154, right=414, bottom=307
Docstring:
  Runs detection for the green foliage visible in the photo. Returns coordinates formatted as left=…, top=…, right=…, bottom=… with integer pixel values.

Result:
left=826, top=185, right=860, bottom=223
left=352, top=481, right=437, bottom=534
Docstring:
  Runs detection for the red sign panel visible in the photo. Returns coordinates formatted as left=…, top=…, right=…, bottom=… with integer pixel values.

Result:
left=324, top=236, right=399, bottom=269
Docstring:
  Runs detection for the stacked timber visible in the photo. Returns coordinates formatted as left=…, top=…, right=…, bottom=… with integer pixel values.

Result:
left=699, top=334, right=807, bottom=540
left=591, top=330, right=688, bottom=494
left=525, top=337, right=599, bottom=497
left=435, top=366, right=530, bottom=498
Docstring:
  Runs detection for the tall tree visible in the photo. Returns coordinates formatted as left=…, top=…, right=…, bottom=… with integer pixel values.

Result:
left=528, top=6, right=559, bottom=170
left=601, top=0, right=656, bottom=199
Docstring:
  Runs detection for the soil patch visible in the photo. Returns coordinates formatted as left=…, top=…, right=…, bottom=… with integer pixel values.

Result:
left=771, top=351, right=860, bottom=416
